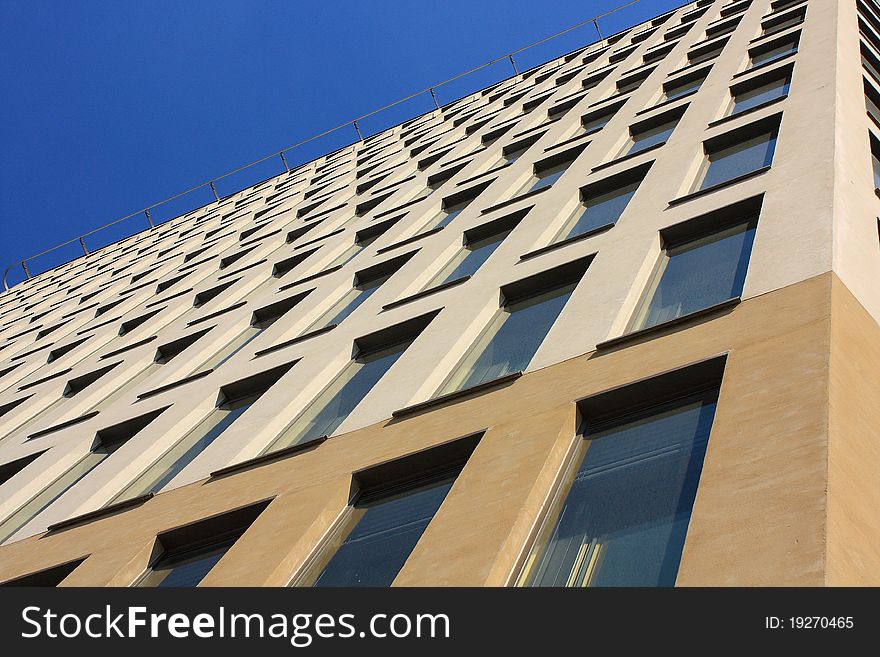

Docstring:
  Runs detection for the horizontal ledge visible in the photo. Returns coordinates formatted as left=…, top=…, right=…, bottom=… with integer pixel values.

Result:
left=455, top=162, right=512, bottom=187
left=293, top=227, right=345, bottom=249
left=748, top=25, right=802, bottom=46
left=706, top=96, right=787, bottom=129
left=591, top=141, right=664, bottom=173
left=137, top=369, right=214, bottom=400
left=596, top=297, right=741, bottom=351
left=382, top=276, right=470, bottom=311
left=543, top=133, right=593, bottom=153
left=208, top=436, right=328, bottom=479
left=391, top=371, right=522, bottom=420
left=186, top=300, right=247, bottom=327
left=45, top=494, right=154, bottom=534
left=217, top=258, right=269, bottom=281
left=26, top=411, right=101, bottom=442
left=375, top=226, right=444, bottom=255
left=731, top=52, right=797, bottom=81
left=668, top=166, right=771, bottom=206
left=99, top=335, right=158, bottom=360
left=480, top=186, right=552, bottom=215
left=254, top=324, right=338, bottom=357
left=278, top=264, right=344, bottom=291
left=519, top=223, right=614, bottom=261
left=634, top=90, right=698, bottom=117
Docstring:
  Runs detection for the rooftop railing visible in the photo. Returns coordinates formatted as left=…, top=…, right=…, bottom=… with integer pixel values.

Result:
left=2, top=0, right=680, bottom=293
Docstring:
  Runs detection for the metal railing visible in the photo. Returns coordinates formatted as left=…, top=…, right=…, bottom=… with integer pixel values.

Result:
left=2, top=0, right=663, bottom=293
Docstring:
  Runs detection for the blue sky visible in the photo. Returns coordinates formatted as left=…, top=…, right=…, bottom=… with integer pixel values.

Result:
left=0, top=0, right=683, bottom=287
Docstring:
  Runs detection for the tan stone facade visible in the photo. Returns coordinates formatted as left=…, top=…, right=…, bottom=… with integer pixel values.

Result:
left=1, top=0, right=879, bottom=586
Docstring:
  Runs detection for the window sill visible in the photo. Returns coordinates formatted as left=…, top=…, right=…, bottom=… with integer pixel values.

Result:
left=543, top=132, right=593, bottom=153
left=208, top=436, right=327, bottom=480
left=45, top=493, right=154, bottom=535
left=596, top=297, right=741, bottom=351
left=591, top=140, right=665, bottom=173
left=26, top=411, right=101, bottom=442
left=382, top=276, right=470, bottom=311
left=375, top=226, right=445, bottom=256
left=480, top=185, right=552, bottom=215
left=278, top=264, right=344, bottom=292
left=391, top=371, right=522, bottom=420
left=137, top=368, right=214, bottom=401
left=254, top=324, right=338, bottom=358
left=187, top=300, right=248, bottom=327
left=456, top=161, right=513, bottom=187
left=748, top=25, right=802, bottom=47
left=519, top=223, right=614, bottom=261
left=731, top=52, right=797, bottom=80
left=668, top=166, right=771, bottom=207
left=707, top=95, right=787, bottom=129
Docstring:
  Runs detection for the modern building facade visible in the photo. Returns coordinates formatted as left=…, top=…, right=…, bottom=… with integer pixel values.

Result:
left=0, top=0, right=878, bottom=587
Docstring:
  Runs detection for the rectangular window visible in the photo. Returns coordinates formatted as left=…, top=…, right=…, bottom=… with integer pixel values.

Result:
left=749, top=35, right=799, bottom=68
left=519, top=385, right=719, bottom=587
left=624, top=111, right=683, bottom=156
left=0, top=409, right=166, bottom=543
left=871, top=135, right=880, bottom=190
left=525, top=144, right=589, bottom=195
left=137, top=500, right=269, bottom=587
left=730, top=72, right=790, bottom=115
left=581, top=103, right=622, bottom=135
left=696, top=120, right=779, bottom=191
left=438, top=260, right=589, bottom=395
left=632, top=210, right=758, bottom=331
left=663, top=72, right=707, bottom=102
left=433, top=233, right=507, bottom=286
left=297, top=434, right=479, bottom=587
left=113, top=363, right=294, bottom=502
left=557, top=164, right=649, bottom=241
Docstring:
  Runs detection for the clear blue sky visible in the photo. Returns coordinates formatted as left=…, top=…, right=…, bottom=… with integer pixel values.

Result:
left=0, top=0, right=683, bottom=286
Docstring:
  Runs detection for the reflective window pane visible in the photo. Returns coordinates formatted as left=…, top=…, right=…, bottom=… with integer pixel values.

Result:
left=626, top=118, right=678, bottom=156
left=634, top=221, right=757, bottom=330
left=750, top=39, right=797, bottom=67
left=562, top=181, right=639, bottom=240
left=440, top=284, right=575, bottom=394
left=433, top=232, right=509, bottom=285
left=309, top=276, right=387, bottom=331
left=699, top=131, right=776, bottom=190
left=529, top=162, right=570, bottom=193
left=521, top=390, right=718, bottom=587
left=664, top=76, right=704, bottom=102
left=270, top=343, right=409, bottom=450
left=309, top=476, right=455, bottom=587
left=137, top=539, right=234, bottom=588
left=732, top=77, right=789, bottom=115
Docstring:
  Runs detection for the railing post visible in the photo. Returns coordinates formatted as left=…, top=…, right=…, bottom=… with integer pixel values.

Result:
left=593, top=19, right=603, bottom=39
left=209, top=181, right=220, bottom=201
left=353, top=120, right=364, bottom=142
left=508, top=54, right=519, bottom=75
left=145, top=208, right=154, bottom=228
left=21, top=261, right=31, bottom=280
left=279, top=151, right=290, bottom=172
left=79, top=237, right=89, bottom=255
left=429, top=87, right=440, bottom=109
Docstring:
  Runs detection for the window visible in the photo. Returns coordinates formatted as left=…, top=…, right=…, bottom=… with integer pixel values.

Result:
left=137, top=501, right=269, bottom=587
left=581, top=103, right=622, bottom=135
left=632, top=213, right=758, bottom=331
left=688, top=39, right=728, bottom=66
left=696, top=122, right=778, bottom=191
left=871, top=135, right=880, bottom=190
left=663, top=72, right=707, bottom=102
left=0, top=557, right=86, bottom=587
left=267, top=315, right=435, bottom=451
left=866, top=80, right=880, bottom=127
left=730, top=72, right=790, bottom=115
left=430, top=180, right=493, bottom=230
left=438, top=260, right=589, bottom=395
left=761, top=7, right=805, bottom=37
left=326, top=233, right=379, bottom=269
left=557, top=165, right=649, bottom=241
left=624, top=112, right=683, bottom=156
left=525, top=144, right=589, bottom=195
left=429, top=213, right=523, bottom=286
left=519, top=384, right=720, bottom=587
left=297, top=434, right=479, bottom=587
left=0, top=409, right=166, bottom=543
left=749, top=35, right=799, bottom=68
left=113, top=363, right=294, bottom=502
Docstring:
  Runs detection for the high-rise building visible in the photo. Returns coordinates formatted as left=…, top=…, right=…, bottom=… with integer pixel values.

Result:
left=0, top=0, right=878, bottom=588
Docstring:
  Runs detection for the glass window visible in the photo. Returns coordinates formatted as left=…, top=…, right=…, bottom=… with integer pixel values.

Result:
left=582, top=108, right=617, bottom=134
left=431, top=230, right=510, bottom=286
left=528, top=161, right=570, bottom=193
left=519, top=389, right=718, bottom=587
left=0, top=440, right=123, bottom=543
left=762, top=13, right=803, bottom=37
left=434, top=200, right=468, bottom=229
left=307, top=275, right=387, bottom=333
left=559, top=180, right=640, bottom=240
left=750, top=38, right=798, bottom=67
left=439, top=283, right=575, bottom=395
left=268, top=341, right=410, bottom=451
left=632, top=220, right=757, bottom=330
left=626, top=117, right=680, bottom=156
left=688, top=43, right=725, bottom=66
left=664, top=75, right=704, bottom=102
left=137, top=537, right=235, bottom=587
left=698, top=130, right=777, bottom=190
left=111, top=394, right=259, bottom=503
left=872, top=143, right=880, bottom=190
left=304, top=474, right=456, bottom=587
left=731, top=77, right=790, bottom=115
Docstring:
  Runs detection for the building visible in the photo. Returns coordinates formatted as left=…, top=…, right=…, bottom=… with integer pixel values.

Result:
left=0, top=0, right=877, bottom=587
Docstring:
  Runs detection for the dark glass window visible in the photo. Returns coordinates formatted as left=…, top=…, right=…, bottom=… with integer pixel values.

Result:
left=137, top=537, right=235, bottom=587
left=626, top=116, right=680, bottom=156
left=633, top=220, right=757, bottom=330
left=433, top=230, right=510, bottom=285
left=561, top=180, right=640, bottom=240
left=732, top=76, right=790, bottom=114
left=521, top=389, right=719, bottom=587
left=698, top=130, right=777, bottom=190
